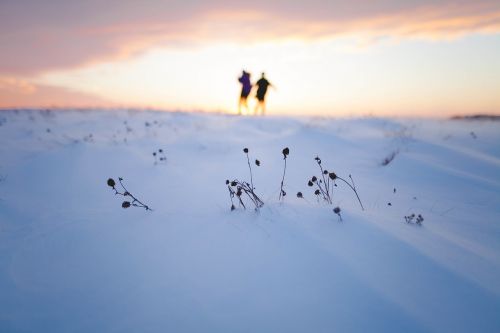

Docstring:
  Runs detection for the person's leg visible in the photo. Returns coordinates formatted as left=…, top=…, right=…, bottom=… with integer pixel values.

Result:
left=239, top=96, right=247, bottom=115
left=254, top=101, right=261, bottom=116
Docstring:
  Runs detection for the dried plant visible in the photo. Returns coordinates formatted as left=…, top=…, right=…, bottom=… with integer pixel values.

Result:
left=381, top=150, right=399, bottom=166
left=404, top=213, right=424, bottom=225
left=153, top=148, right=167, bottom=165
left=333, top=207, right=343, bottom=221
left=279, top=147, right=290, bottom=201
left=226, top=179, right=264, bottom=211
left=107, top=177, right=152, bottom=210
left=306, top=156, right=364, bottom=210
left=226, top=148, right=264, bottom=211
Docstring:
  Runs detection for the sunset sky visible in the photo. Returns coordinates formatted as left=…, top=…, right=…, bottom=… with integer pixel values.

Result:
left=1, top=0, right=499, bottom=116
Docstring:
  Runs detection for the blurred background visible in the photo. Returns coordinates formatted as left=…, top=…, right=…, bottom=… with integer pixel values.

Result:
left=1, top=0, right=499, bottom=116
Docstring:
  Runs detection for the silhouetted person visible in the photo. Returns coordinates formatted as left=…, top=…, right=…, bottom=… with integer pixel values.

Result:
left=238, top=70, right=252, bottom=115
left=254, top=72, right=272, bottom=116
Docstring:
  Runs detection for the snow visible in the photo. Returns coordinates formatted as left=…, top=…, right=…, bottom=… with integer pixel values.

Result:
left=0, top=109, right=499, bottom=332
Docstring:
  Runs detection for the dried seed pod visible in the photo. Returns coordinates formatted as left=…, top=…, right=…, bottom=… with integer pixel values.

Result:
left=312, top=176, right=317, bottom=182
left=314, top=189, right=320, bottom=195
left=297, top=192, right=303, bottom=198
left=308, top=180, right=314, bottom=187
left=255, top=159, right=260, bottom=166
left=333, top=207, right=341, bottom=214
left=122, top=201, right=131, bottom=208
left=282, top=147, right=289, bottom=157
left=329, top=172, right=337, bottom=180
left=243, top=148, right=249, bottom=153
left=107, top=178, right=116, bottom=187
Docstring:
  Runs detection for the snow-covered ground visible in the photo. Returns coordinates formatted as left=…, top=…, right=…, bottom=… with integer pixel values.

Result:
left=0, top=109, right=499, bottom=333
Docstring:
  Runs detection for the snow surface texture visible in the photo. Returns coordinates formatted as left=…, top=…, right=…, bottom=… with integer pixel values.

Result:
left=0, top=109, right=499, bottom=333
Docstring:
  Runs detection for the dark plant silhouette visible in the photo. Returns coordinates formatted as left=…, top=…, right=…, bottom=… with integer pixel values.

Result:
left=153, top=148, right=167, bottom=165
left=279, top=147, right=289, bottom=201
left=306, top=156, right=364, bottom=210
left=381, top=150, right=399, bottom=166
left=226, top=179, right=264, bottom=211
left=243, top=148, right=260, bottom=189
left=107, top=177, right=152, bottom=210
left=226, top=148, right=264, bottom=211
left=405, top=213, right=424, bottom=225
left=333, top=207, right=343, bottom=221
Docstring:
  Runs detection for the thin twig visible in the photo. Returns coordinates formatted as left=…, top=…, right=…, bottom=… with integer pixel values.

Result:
left=245, top=152, right=254, bottom=191
left=337, top=176, right=364, bottom=210
left=279, top=157, right=287, bottom=201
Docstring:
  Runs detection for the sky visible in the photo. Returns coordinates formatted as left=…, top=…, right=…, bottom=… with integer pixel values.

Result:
left=1, top=0, right=499, bottom=116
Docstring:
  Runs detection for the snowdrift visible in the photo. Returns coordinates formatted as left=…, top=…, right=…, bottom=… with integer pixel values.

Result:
left=0, top=109, right=499, bottom=332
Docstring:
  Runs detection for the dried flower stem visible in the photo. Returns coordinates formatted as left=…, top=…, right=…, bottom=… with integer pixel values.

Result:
left=314, top=180, right=331, bottom=203
left=279, top=157, right=287, bottom=201
left=245, top=152, right=254, bottom=191
left=335, top=176, right=364, bottom=210
left=228, top=179, right=264, bottom=210
left=108, top=177, right=152, bottom=210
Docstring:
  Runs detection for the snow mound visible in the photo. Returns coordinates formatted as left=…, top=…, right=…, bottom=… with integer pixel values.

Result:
left=0, top=109, right=499, bottom=332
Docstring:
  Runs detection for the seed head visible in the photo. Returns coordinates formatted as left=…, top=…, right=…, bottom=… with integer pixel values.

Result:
left=282, top=147, right=289, bottom=157
left=107, top=178, right=116, bottom=187
left=159, top=149, right=163, bottom=153
left=231, top=204, right=235, bottom=211
left=333, top=207, right=341, bottom=214
left=122, top=201, right=131, bottom=208
left=243, top=148, right=249, bottom=153
left=153, top=152, right=156, bottom=156
left=231, top=181, right=237, bottom=187
left=308, top=180, right=313, bottom=187
left=312, top=176, right=317, bottom=182
left=297, top=192, right=303, bottom=198
left=329, top=172, right=337, bottom=180
left=255, top=159, right=260, bottom=166
left=226, top=180, right=230, bottom=185
left=314, top=189, right=320, bottom=195
left=323, top=170, right=328, bottom=174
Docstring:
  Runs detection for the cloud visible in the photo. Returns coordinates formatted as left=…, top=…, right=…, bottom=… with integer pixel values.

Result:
left=0, top=77, right=114, bottom=108
left=0, top=0, right=499, bottom=75
left=0, top=77, right=37, bottom=94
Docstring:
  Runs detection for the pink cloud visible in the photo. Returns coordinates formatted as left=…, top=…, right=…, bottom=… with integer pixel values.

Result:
left=0, top=0, right=499, bottom=75
left=0, top=77, right=114, bottom=108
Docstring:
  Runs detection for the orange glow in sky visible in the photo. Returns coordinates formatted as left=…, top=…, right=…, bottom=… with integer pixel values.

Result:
left=1, top=1, right=499, bottom=116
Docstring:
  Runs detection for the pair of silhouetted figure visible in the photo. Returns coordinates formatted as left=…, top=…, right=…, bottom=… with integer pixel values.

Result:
left=238, top=71, right=273, bottom=116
